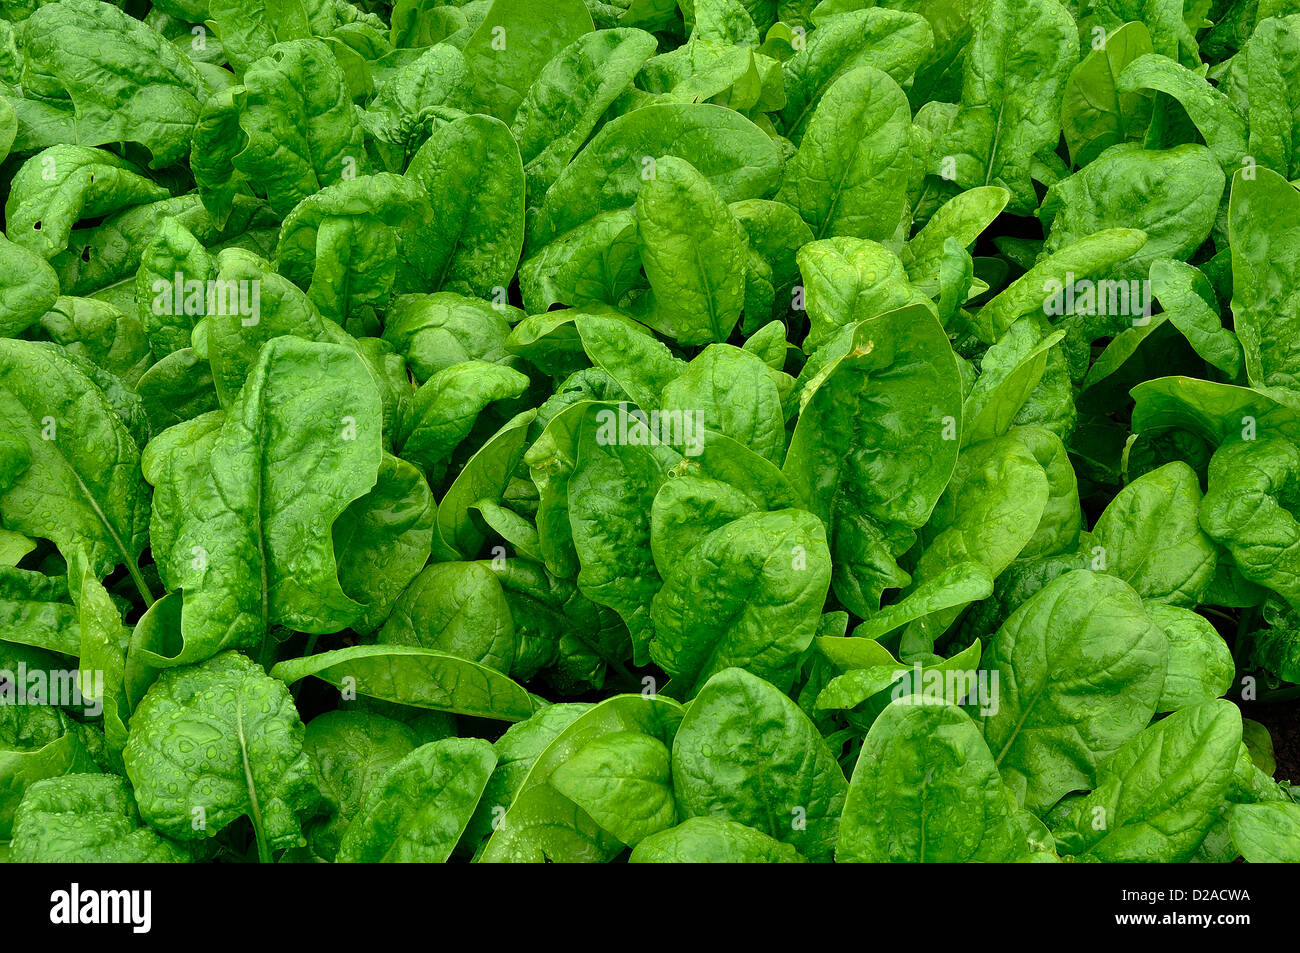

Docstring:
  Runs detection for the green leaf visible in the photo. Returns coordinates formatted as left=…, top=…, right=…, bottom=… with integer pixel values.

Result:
left=1146, top=603, right=1234, bottom=713
left=123, top=651, right=320, bottom=857
left=1148, top=258, right=1242, bottom=378
left=839, top=700, right=1025, bottom=862
left=650, top=430, right=799, bottom=573
left=1229, top=168, right=1300, bottom=401
left=480, top=694, right=684, bottom=862
left=1060, top=21, right=1155, bottom=167
left=0, top=341, right=150, bottom=588
left=795, top=243, right=931, bottom=352
left=1041, top=145, right=1223, bottom=283
left=0, top=643, right=102, bottom=838
left=435, top=408, right=537, bottom=559
left=671, top=668, right=846, bottom=860
left=1229, top=802, right=1300, bottom=863
left=1091, top=461, right=1217, bottom=605
left=1245, top=14, right=1300, bottom=181
left=10, top=774, right=187, bottom=862
left=302, top=711, right=418, bottom=861
left=206, top=39, right=369, bottom=219
left=382, top=292, right=519, bottom=382
left=635, top=156, right=748, bottom=346
left=903, top=186, right=1009, bottom=281
left=0, top=567, right=79, bottom=657
left=978, top=227, right=1148, bottom=339
left=1200, top=437, right=1300, bottom=607
left=1116, top=53, right=1247, bottom=169
left=271, top=645, right=536, bottom=722
left=778, top=7, right=933, bottom=142
left=67, top=545, right=129, bottom=756
left=511, top=28, right=658, bottom=201
left=816, top=639, right=984, bottom=714
left=574, top=314, right=685, bottom=410
left=336, top=737, right=496, bottom=862
left=526, top=102, right=783, bottom=253
left=963, top=319, right=1066, bottom=446
left=569, top=421, right=674, bottom=664
left=550, top=730, right=676, bottom=846
left=459, top=0, right=594, bottom=122
left=630, top=816, right=805, bottom=862
left=980, top=570, right=1169, bottom=813
left=400, top=361, right=529, bottom=478
left=461, top=703, right=592, bottom=849
left=783, top=306, right=962, bottom=616
left=405, top=114, right=526, bottom=297
left=1131, top=376, right=1300, bottom=447
left=776, top=65, right=911, bottom=241
left=651, top=510, right=831, bottom=695
left=332, top=454, right=436, bottom=635
left=142, top=338, right=383, bottom=663
left=937, top=0, right=1077, bottom=211
left=378, top=562, right=516, bottom=673
left=0, top=235, right=59, bottom=337
left=11, top=0, right=203, bottom=167
left=1051, top=700, right=1241, bottom=862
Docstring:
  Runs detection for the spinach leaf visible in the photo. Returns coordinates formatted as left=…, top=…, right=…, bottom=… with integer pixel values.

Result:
left=123, top=652, right=320, bottom=859
left=3, top=0, right=1297, bottom=869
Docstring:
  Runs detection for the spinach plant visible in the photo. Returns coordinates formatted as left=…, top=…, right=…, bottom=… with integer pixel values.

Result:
left=0, top=0, right=1297, bottom=865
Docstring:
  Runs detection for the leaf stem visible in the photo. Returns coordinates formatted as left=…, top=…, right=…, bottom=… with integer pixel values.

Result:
left=235, top=693, right=272, bottom=864
left=127, top=559, right=155, bottom=608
